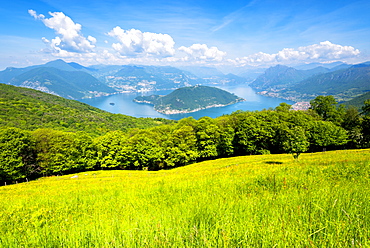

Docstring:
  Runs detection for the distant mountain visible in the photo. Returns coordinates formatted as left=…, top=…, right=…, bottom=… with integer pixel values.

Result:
left=43, top=59, right=98, bottom=72
left=255, top=64, right=370, bottom=101
left=68, top=62, right=98, bottom=72
left=0, top=67, right=34, bottom=83
left=0, top=59, right=113, bottom=99
left=237, top=68, right=266, bottom=82
left=0, top=60, right=92, bottom=79
left=8, top=67, right=115, bottom=99
left=178, top=66, right=224, bottom=78
left=292, top=61, right=348, bottom=70
left=200, top=73, right=249, bottom=86
left=305, top=66, right=331, bottom=75
left=177, top=66, right=250, bottom=85
left=43, top=59, right=79, bottom=71
left=285, top=65, right=370, bottom=101
left=134, top=85, right=244, bottom=114
left=99, top=65, right=202, bottom=92
left=329, top=63, right=352, bottom=71
left=249, top=64, right=327, bottom=90
left=350, top=61, right=370, bottom=68
left=1, top=60, right=254, bottom=99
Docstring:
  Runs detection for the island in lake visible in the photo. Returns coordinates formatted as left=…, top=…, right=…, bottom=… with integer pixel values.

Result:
left=133, top=85, right=245, bottom=114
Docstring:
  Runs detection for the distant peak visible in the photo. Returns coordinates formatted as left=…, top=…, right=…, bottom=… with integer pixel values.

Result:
left=48, top=59, right=66, bottom=63
left=351, top=61, right=370, bottom=68
left=273, top=64, right=289, bottom=68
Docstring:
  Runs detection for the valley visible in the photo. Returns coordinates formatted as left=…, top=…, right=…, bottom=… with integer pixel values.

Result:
left=1, top=59, right=369, bottom=112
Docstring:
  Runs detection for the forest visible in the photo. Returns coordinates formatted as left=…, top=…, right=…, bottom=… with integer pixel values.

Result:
left=1, top=92, right=369, bottom=184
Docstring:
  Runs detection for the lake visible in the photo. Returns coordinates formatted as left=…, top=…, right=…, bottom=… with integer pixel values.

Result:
left=79, top=85, right=295, bottom=120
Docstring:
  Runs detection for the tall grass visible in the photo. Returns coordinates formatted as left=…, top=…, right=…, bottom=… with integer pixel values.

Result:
left=0, top=149, right=369, bottom=247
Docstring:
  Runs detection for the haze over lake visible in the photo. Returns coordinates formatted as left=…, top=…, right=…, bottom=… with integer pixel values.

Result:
left=80, top=85, right=294, bottom=120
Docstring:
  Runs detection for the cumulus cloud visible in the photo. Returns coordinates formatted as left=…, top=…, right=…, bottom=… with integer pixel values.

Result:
left=107, top=26, right=175, bottom=57
left=28, top=10, right=96, bottom=55
left=178, top=44, right=226, bottom=62
left=297, top=41, right=360, bottom=60
left=28, top=10, right=362, bottom=68
left=233, top=41, right=360, bottom=66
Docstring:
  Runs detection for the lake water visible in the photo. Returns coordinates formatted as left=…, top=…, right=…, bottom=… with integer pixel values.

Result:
left=79, top=85, right=295, bottom=120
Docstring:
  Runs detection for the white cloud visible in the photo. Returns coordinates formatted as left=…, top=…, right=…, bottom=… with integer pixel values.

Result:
left=28, top=9, right=44, bottom=19
left=27, top=11, right=363, bottom=69
left=233, top=41, right=360, bottom=66
left=178, top=44, right=226, bottom=62
left=28, top=10, right=96, bottom=55
left=297, top=41, right=360, bottom=60
left=107, top=26, right=175, bottom=57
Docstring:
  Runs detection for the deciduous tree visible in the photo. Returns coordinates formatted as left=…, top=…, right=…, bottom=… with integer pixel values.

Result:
left=0, top=127, right=36, bottom=183
left=281, top=126, right=309, bottom=159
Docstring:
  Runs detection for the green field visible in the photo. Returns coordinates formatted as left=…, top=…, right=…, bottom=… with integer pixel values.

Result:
left=1, top=149, right=369, bottom=247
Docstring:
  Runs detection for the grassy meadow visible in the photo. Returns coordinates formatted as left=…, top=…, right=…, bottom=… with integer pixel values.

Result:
left=0, top=149, right=369, bottom=247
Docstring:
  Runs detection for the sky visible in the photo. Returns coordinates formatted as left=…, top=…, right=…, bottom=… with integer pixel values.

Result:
left=1, top=0, right=370, bottom=71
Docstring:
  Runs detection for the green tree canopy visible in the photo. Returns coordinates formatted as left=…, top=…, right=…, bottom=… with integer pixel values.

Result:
left=33, top=129, right=97, bottom=175
left=0, top=127, right=36, bottom=183
left=310, top=95, right=344, bottom=124
left=281, top=126, right=309, bottom=159
left=308, top=121, right=348, bottom=151
left=362, top=99, right=370, bottom=116
left=274, top=102, right=292, bottom=112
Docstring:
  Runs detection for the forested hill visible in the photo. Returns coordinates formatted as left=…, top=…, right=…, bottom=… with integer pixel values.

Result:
left=134, top=85, right=245, bottom=114
left=341, top=91, right=370, bottom=109
left=0, top=83, right=172, bottom=135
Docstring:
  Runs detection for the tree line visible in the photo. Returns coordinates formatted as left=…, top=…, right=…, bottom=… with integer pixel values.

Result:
left=1, top=96, right=370, bottom=184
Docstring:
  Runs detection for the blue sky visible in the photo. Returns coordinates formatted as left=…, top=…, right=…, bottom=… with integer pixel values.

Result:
left=1, top=0, right=369, bottom=70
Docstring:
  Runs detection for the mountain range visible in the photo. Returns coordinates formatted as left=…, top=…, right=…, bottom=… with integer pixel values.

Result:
left=0, top=60, right=250, bottom=99
left=8, top=67, right=115, bottom=99
left=1, top=59, right=369, bottom=105
left=99, top=65, right=200, bottom=92
left=249, top=65, right=330, bottom=90
left=0, top=60, right=114, bottom=99
left=250, top=63, right=370, bottom=102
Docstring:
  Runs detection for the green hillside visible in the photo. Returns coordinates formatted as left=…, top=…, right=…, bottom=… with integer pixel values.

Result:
left=287, top=66, right=370, bottom=101
left=1, top=149, right=369, bottom=247
left=341, top=91, right=370, bottom=109
left=135, top=85, right=244, bottom=114
left=0, top=83, right=171, bottom=135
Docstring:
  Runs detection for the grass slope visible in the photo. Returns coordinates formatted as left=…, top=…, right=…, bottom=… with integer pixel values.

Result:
left=1, top=149, right=369, bottom=247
